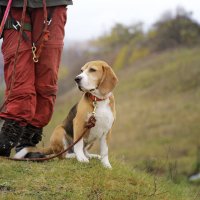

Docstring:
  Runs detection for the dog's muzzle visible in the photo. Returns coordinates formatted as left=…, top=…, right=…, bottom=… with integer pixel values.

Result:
left=75, top=76, right=84, bottom=91
left=75, top=76, right=82, bottom=84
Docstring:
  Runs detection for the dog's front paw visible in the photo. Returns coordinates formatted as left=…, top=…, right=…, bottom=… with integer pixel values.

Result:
left=76, top=153, right=89, bottom=163
left=101, top=157, right=112, bottom=169
left=102, top=161, right=112, bottom=169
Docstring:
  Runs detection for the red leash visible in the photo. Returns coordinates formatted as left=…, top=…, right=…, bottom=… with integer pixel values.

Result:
left=4, top=115, right=96, bottom=162
left=0, top=0, right=13, bottom=38
left=4, top=98, right=98, bottom=162
left=32, top=0, right=50, bottom=62
left=0, top=0, right=89, bottom=162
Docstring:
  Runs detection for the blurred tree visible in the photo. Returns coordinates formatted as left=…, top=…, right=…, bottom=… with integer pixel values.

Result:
left=57, top=7, right=200, bottom=95
left=90, top=22, right=145, bottom=67
left=150, top=7, right=200, bottom=51
left=93, top=23, right=143, bottom=50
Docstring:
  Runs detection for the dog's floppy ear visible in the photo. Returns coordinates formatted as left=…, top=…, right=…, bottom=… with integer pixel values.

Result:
left=98, top=64, right=118, bottom=95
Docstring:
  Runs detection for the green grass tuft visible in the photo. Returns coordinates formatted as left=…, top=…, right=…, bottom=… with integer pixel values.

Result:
left=0, top=158, right=198, bottom=200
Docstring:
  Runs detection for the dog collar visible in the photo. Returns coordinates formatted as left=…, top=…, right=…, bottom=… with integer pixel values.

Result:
left=87, top=93, right=108, bottom=102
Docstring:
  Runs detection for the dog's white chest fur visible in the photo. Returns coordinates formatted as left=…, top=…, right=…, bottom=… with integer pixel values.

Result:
left=86, top=99, right=114, bottom=143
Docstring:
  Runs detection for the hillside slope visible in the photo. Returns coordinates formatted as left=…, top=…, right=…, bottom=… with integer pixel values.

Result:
left=0, top=47, right=200, bottom=199
left=1, top=157, right=198, bottom=200
left=112, top=47, right=200, bottom=177
left=48, top=47, right=200, bottom=177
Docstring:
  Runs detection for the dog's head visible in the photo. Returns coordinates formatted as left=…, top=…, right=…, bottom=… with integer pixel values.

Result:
left=75, top=60, right=118, bottom=96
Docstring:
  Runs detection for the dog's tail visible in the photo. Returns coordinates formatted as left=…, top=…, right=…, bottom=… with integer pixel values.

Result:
left=13, top=146, right=54, bottom=159
left=13, top=125, right=69, bottom=159
left=39, top=146, right=54, bottom=155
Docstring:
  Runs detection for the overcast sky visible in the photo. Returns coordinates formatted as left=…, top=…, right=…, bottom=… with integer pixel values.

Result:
left=65, top=0, right=200, bottom=42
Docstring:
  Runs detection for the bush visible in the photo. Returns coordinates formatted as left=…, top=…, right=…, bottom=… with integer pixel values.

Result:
left=150, top=8, right=200, bottom=51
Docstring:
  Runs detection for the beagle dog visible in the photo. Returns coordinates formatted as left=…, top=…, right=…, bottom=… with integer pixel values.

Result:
left=14, top=60, right=118, bottom=168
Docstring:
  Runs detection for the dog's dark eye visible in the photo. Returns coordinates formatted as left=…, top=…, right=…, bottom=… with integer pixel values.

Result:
left=81, top=69, right=83, bottom=72
left=89, top=68, right=96, bottom=72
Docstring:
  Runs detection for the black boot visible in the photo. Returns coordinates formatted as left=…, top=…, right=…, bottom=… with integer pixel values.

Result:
left=16, top=124, right=46, bottom=158
left=0, top=119, right=24, bottom=157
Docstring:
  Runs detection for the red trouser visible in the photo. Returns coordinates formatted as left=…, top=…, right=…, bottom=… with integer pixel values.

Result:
left=0, top=6, right=67, bottom=128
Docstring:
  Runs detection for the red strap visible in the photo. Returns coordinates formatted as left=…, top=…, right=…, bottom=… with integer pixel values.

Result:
left=87, top=93, right=107, bottom=102
left=35, top=0, right=50, bottom=61
left=0, top=0, right=13, bottom=38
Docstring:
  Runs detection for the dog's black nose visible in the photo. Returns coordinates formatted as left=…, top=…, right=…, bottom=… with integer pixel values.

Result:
left=75, top=76, right=82, bottom=83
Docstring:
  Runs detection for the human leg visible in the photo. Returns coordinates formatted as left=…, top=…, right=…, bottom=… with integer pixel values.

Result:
left=0, top=8, right=35, bottom=156
left=30, top=6, right=67, bottom=128
left=15, top=6, right=67, bottom=157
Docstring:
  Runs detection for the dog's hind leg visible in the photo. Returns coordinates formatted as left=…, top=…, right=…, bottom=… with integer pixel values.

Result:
left=85, top=152, right=101, bottom=160
left=65, top=153, right=76, bottom=158
left=84, top=144, right=101, bottom=160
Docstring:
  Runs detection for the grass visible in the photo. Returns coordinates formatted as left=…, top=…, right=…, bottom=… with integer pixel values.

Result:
left=0, top=158, right=199, bottom=200
left=0, top=47, right=200, bottom=199
left=112, top=48, right=200, bottom=175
